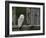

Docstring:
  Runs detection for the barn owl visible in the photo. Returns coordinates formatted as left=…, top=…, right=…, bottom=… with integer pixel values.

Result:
left=18, top=14, right=24, bottom=28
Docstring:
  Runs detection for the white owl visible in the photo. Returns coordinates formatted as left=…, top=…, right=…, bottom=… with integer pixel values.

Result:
left=18, top=14, right=24, bottom=28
